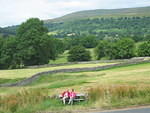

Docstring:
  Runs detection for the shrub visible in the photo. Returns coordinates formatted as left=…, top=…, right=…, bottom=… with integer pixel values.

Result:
left=95, top=38, right=135, bottom=60
left=68, top=45, right=91, bottom=62
left=138, top=41, right=150, bottom=57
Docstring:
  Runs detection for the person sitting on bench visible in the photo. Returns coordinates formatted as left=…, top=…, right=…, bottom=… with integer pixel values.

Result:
left=61, top=89, right=70, bottom=105
left=68, top=89, right=76, bottom=105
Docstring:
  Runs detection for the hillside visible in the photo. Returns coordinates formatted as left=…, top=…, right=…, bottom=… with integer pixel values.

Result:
left=45, top=6, right=150, bottom=23
left=0, top=26, right=18, bottom=36
left=1, top=6, right=150, bottom=39
left=45, top=6, right=150, bottom=40
left=45, top=16, right=150, bottom=40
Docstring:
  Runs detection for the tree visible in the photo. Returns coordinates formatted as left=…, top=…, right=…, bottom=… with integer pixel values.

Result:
left=95, top=38, right=135, bottom=60
left=115, top=38, right=135, bottom=59
left=52, top=38, right=65, bottom=55
left=80, top=35, right=98, bottom=48
left=16, top=18, right=56, bottom=66
left=0, top=18, right=61, bottom=69
left=95, top=40, right=113, bottom=59
left=68, top=45, right=91, bottom=62
left=0, top=36, right=4, bottom=68
left=138, top=41, right=150, bottom=57
left=0, top=36, right=19, bottom=69
left=95, top=40, right=116, bottom=59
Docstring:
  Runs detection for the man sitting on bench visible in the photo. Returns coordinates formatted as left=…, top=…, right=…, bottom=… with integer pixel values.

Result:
left=68, top=89, right=76, bottom=105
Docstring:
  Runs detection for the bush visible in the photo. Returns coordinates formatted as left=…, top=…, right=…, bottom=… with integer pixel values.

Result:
left=138, top=41, right=150, bottom=57
left=68, top=45, right=91, bottom=62
left=95, top=38, right=135, bottom=60
left=115, top=38, right=135, bottom=59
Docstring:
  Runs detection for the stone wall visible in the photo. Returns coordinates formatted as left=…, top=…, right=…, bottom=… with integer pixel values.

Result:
left=25, top=57, right=146, bottom=69
left=0, top=58, right=149, bottom=87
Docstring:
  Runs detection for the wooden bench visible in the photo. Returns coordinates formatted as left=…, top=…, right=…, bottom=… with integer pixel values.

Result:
left=58, top=93, right=87, bottom=104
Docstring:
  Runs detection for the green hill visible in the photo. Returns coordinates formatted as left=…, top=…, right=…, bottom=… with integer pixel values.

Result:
left=1, top=6, right=150, bottom=39
left=45, top=6, right=150, bottom=23
left=0, top=26, right=18, bottom=36
left=44, top=6, right=150, bottom=40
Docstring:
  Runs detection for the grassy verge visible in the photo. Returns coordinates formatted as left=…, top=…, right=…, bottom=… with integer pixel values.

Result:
left=0, top=88, right=49, bottom=113
left=1, top=85, right=150, bottom=113
left=88, top=85, right=150, bottom=109
left=0, top=88, right=88, bottom=113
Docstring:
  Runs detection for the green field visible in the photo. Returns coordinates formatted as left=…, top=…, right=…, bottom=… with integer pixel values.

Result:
left=26, top=62, right=150, bottom=94
left=0, top=62, right=150, bottom=113
left=0, top=62, right=116, bottom=79
left=1, top=62, right=150, bottom=94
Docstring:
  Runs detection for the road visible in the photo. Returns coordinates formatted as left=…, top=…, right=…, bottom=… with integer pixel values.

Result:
left=94, top=107, right=150, bottom=113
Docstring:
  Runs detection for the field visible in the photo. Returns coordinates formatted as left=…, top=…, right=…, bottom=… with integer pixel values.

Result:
left=0, top=60, right=150, bottom=113
left=25, top=62, right=150, bottom=94
left=0, top=62, right=116, bottom=79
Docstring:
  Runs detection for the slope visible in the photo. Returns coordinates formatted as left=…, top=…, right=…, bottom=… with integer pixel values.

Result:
left=45, top=6, right=150, bottom=23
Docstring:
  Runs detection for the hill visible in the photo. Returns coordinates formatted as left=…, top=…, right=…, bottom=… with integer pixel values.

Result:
left=0, top=25, right=18, bottom=36
left=1, top=6, right=150, bottom=39
left=44, top=6, right=150, bottom=40
left=45, top=6, right=150, bottom=23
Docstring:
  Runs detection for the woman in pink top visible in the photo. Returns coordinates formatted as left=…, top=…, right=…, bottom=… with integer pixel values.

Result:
left=62, top=90, right=70, bottom=105
left=68, top=89, right=76, bottom=105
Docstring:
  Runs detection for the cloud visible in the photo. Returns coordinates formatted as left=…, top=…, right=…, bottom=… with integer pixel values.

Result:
left=0, top=0, right=150, bottom=27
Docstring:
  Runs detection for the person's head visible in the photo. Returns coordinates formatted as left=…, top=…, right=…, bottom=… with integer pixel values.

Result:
left=71, top=89, right=74, bottom=92
left=66, top=89, right=69, bottom=92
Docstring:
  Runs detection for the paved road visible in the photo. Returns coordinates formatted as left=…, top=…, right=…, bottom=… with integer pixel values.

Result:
left=95, top=107, right=150, bottom=113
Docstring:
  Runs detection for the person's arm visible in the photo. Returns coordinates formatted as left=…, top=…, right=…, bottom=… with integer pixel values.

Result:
left=75, top=93, right=76, bottom=97
left=62, top=92, right=65, bottom=97
left=68, top=92, right=70, bottom=97
left=73, top=93, right=76, bottom=98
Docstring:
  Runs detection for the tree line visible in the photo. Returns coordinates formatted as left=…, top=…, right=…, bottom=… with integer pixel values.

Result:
left=0, top=18, right=150, bottom=69
left=67, top=39, right=150, bottom=62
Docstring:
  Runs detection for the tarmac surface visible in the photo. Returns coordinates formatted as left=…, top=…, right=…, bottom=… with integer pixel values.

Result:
left=94, top=106, right=150, bottom=113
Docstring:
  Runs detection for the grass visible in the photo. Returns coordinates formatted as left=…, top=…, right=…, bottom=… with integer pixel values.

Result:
left=39, top=62, right=150, bottom=95
left=49, top=51, right=68, bottom=64
left=0, top=88, right=49, bottom=113
left=0, top=78, right=25, bottom=84
left=88, top=48, right=96, bottom=60
left=0, top=62, right=150, bottom=113
left=47, top=79, right=87, bottom=89
left=88, top=85, right=150, bottom=108
left=0, top=62, right=115, bottom=80
left=0, top=88, right=88, bottom=113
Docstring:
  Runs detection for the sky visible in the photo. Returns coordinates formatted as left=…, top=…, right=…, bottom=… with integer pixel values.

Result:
left=0, top=0, right=150, bottom=27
